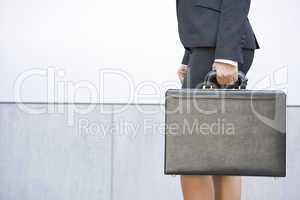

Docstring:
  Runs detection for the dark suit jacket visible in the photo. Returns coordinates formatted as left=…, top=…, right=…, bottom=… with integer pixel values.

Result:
left=177, top=0, right=260, bottom=65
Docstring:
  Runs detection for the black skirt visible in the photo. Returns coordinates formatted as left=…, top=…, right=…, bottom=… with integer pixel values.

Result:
left=181, top=47, right=255, bottom=89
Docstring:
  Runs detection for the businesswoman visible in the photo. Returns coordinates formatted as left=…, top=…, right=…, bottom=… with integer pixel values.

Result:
left=176, top=0, right=259, bottom=199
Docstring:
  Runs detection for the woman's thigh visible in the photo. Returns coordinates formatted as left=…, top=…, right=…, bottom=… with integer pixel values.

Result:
left=181, top=48, right=255, bottom=89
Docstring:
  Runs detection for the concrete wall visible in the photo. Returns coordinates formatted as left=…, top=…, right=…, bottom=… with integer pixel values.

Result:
left=0, top=0, right=299, bottom=105
left=0, top=103, right=299, bottom=200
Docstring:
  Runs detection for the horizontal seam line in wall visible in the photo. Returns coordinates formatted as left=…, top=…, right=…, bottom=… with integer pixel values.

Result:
left=0, top=102, right=299, bottom=107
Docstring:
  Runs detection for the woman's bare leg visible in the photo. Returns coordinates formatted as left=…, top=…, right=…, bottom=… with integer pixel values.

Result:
left=180, top=175, right=215, bottom=200
left=213, top=176, right=242, bottom=200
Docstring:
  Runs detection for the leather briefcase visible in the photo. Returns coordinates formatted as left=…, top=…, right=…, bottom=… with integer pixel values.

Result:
left=164, top=71, right=286, bottom=177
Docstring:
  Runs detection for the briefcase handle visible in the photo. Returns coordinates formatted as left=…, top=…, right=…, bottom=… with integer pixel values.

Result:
left=201, top=70, right=248, bottom=89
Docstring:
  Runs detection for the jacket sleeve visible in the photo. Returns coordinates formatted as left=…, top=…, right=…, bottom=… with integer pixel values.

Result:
left=181, top=49, right=190, bottom=65
left=214, top=0, right=251, bottom=64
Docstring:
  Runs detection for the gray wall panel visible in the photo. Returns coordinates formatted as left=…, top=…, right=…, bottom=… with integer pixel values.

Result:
left=111, top=105, right=182, bottom=200
left=0, top=103, right=113, bottom=200
left=0, top=104, right=299, bottom=200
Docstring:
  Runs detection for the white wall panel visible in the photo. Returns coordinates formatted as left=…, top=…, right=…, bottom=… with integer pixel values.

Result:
left=0, top=0, right=299, bottom=104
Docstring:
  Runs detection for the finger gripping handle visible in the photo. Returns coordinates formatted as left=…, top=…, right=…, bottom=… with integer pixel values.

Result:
left=203, top=70, right=248, bottom=89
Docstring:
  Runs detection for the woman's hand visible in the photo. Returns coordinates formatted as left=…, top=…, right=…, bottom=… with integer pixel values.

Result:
left=177, top=64, right=187, bottom=82
left=212, top=62, right=238, bottom=85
